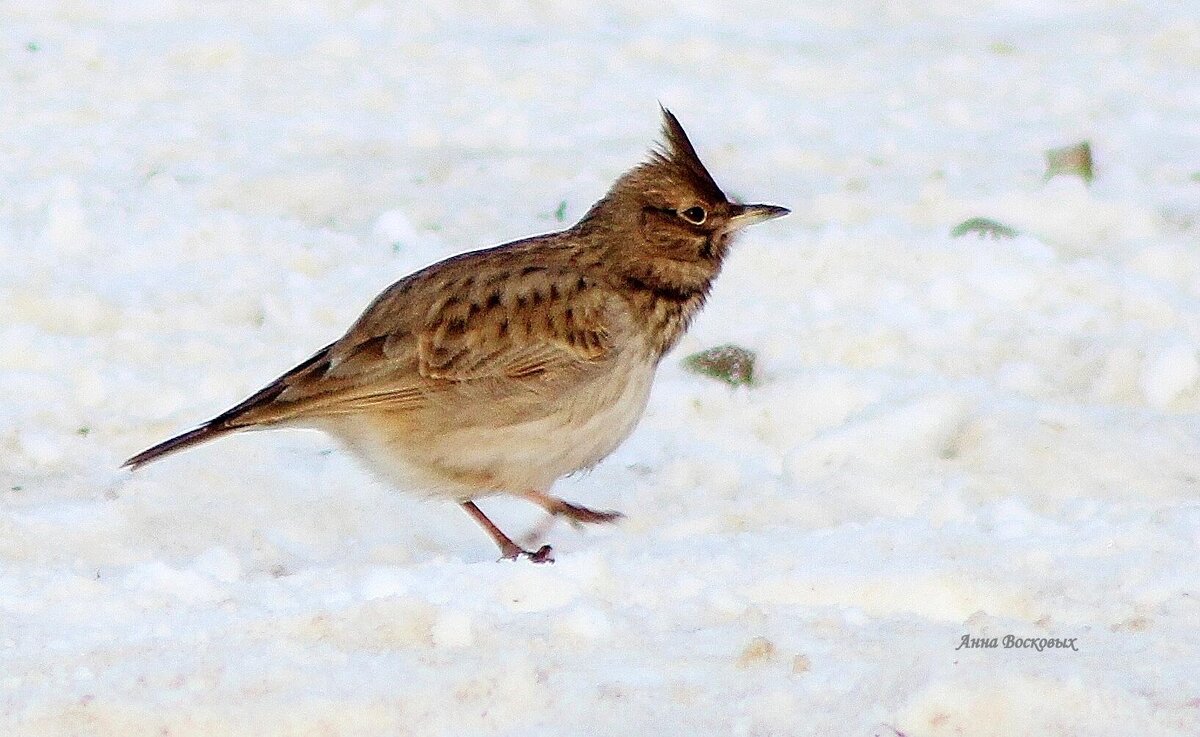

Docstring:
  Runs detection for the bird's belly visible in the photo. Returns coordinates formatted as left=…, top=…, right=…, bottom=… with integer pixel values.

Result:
left=320, top=357, right=656, bottom=498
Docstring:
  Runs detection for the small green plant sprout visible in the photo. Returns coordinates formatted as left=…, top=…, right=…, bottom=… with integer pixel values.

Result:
left=1045, top=141, right=1094, bottom=183
left=684, top=344, right=756, bottom=387
left=554, top=200, right=568, bottom=222
left=951, top=217, right=1018, bottom=239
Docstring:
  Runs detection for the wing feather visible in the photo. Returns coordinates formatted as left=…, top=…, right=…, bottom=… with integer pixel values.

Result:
left=217, top=268, right=616, bottom=426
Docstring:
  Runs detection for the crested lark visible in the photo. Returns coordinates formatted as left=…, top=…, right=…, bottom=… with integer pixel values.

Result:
left=124, top=108, right=788, bottom=562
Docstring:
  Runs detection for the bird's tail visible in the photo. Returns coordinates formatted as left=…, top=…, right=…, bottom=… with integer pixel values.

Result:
left=122, top=342, right=337, bottom=471
left=122, top=423, right=235, bottom=470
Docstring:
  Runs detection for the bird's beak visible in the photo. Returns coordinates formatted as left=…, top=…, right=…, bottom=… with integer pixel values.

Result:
left=727, top=203, right=790, bottom=231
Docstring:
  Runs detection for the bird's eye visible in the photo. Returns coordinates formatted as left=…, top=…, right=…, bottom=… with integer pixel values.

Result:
left=680, top=206, right=707, bottom=225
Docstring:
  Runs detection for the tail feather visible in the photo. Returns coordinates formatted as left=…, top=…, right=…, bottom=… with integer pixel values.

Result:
left=122, top=423, right=234, bottom=470
left=123, top=342, right=338, bottom=471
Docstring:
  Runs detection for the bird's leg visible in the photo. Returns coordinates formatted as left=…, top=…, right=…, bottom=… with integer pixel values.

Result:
left=460, top=501, right=554, bottom=563
left=519, top=490, right=624, bottom=526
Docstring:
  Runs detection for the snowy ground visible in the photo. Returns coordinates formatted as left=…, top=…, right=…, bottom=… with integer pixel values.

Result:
left=3, top=1, right=1200, bottom=735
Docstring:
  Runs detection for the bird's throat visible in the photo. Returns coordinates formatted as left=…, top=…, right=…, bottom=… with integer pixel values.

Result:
left=616, top=260, right=715, bottom=359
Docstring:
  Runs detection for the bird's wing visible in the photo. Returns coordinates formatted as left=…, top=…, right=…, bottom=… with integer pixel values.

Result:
left=415, top=272, right=611, bottom=382
left=216, top=268, right=616, bottom=426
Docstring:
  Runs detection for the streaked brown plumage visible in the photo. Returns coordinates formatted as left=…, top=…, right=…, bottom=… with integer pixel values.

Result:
left=124, top=108, right=788, bottom=561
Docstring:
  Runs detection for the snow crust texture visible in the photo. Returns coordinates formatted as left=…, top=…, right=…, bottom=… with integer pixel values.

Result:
left=3, top=2, right=1199, bottom=735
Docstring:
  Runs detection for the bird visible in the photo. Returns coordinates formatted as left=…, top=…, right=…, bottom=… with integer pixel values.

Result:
left=124, top=107, right=789, bottom=562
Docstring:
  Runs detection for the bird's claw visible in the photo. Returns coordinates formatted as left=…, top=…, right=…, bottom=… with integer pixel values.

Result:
left=500, top=544, right=555, bottom=564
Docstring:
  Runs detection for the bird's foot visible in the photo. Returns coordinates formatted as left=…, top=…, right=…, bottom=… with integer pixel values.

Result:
left=519, top=490, right=624, bottom=527
left=552, top=500, right=624, bottom=526
left=462, top=501, right=555, bottom=564
left=499, top=543, right=555, bottom=564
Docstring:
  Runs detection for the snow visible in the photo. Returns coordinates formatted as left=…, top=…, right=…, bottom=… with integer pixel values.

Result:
left=1141, top=342, right=1199, bottom=408
left=3, top=1, right=1200, bottom=735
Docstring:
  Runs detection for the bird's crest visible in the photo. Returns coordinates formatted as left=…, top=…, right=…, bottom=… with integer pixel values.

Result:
left=646, top=106, right=727, bottom=203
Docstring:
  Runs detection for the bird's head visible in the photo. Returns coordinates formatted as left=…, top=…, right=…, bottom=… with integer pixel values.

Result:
left=578, top=108, right=788, bottom=298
